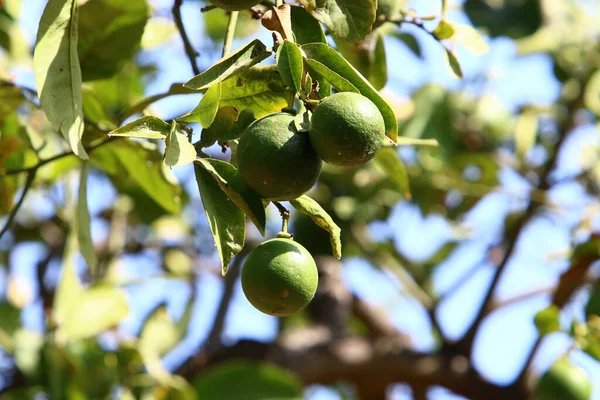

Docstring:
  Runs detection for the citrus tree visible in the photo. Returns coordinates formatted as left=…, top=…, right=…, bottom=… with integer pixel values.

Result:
left=0, top=0, right=599, bottom=399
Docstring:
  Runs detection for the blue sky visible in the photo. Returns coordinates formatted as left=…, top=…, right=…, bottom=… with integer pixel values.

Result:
left=3, top=1, right=600, bottom=399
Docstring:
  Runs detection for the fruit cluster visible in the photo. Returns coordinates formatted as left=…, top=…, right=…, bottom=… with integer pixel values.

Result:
left=236, top=92, right=385, bottom=316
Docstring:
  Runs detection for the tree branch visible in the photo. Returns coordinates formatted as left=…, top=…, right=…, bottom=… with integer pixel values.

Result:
left=172, top=0, right=200, bottom=75
left=0, top=169, right=36, bottom=241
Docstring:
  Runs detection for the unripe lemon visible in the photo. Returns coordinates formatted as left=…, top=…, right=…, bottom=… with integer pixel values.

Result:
left=208, top=0, right=261, bottom=11
left=309, top=92, right=386, bottom=166
left=241, top=238, right=318, bottom=317
left=534, top=359, right=592, bottom=400
left=237, top=112, right=322, bottom=201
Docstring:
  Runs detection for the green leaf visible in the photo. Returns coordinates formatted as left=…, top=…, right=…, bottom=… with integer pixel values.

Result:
left=373, top=147, right=410, bottom=198
left=290, top=5, right=326, bottom=45
left=451, top=24, right=489, bottom=55
left=433, top=20, right=455, bottom=40
left=443, top=48, right=463, bottom=79
left=108, top=116, right=171, bottom=139
left=56, top=286, right=129, bottom=343
left=200, top=107, right=256, bottom=147
left=194, top=163, right=245, bottom=275
left=305, top=59, right=359, bottom=93
left=302, top=43, right=398, bottom=143
left=92, top=140, right=183, bottom=216
left=514, top=109, right=538, bottom=159
left=182, top=66, right=294, bottom=126
left=195, top=158, right=266, bottom=236
left=334, top=30, right=388, bottom=90
left=179, top=82, right=222, bottom=127
left=584, top=70, right=600, bottom=116
left=82, top=86, right=116, bottom=130
left=192, top=361, right=303, bottom=400
left=534, top=305, right=561, bottom=336
left=13, top=329, right=44, bottom=376
left=277, top=40, right=304, bottom=94
left=76, top=161, right=97, bottom=275
left=164, top=121, right=197, bottom=167
left=184, top=39, right=271, bottom=91
left=297, top=0, right=376, bottom=42
left=0, top=302, right=21, bottom=351
left=78, top=0, right=149, bottom=81
left=392, top=32, right=422, bottom=58
left=33, top=0, right=87, bottom=159
left=290, top=195, right=342, bottom=259
left=464, top=0, right=542, bottom=40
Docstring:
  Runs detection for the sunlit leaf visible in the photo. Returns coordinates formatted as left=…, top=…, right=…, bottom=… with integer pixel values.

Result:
left=34, top=0, right=87, bottom=159
left=290, top=195, right=341, bottom=259
left=277, top=40, right=303, bottom=93
left=163, top=121, right=197, bottom=167
left=443, top=48, right=463, bottom=79
left=108, top=116, right=171, bottom=139
left=179, top=83, right=222, bottom=127
left=195, top=158, right=266, bottom=236
left=534, top=305, right=561, bottom=336
left=76, top=161, right=97, bottom=275
left=184, top=39, right=271, bottom=91
left=194, top=163, right=245, bottom=275
left=451, top=24, right=489, bottom=55
left=514, top=109, right=538, bottom=160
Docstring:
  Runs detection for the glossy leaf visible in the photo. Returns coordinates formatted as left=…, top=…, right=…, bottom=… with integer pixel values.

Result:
left=297, top=0, right=376, bottom=42
left=78, top=0, right=149, bottom=81
left=302, top=43, right=398, bottom=143
left=179, top=83, right=222, bottom=127
left=305, top=59, right=359, bottom=93
left=195, top=158, right=266, bottom=236
left=290, top=5, right=326, bottom=45
left=277, top=40, right=304, bottom=93
left=163, top=121, right=197, bottom=167
left=109, top=116, right=171, bottom=139
left=290, top=195, right=342, bottom=259
left=76, top=161, right=97, bottom=275
left=194, top=163, right=245, bottom=275
left=184, top=39, right=271, bottom=91
left=193, top=361, right=303, bottom=400
left=33, top=0, right=87, bottom=159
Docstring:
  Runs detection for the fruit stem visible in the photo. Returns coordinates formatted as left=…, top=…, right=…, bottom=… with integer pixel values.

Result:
left=222, top=11, right=239, bottom=57
left=273, top=201, right=290, bottom=234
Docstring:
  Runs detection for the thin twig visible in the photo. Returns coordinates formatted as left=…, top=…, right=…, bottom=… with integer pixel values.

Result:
left=0, top=170, right=36, bottom=241
left=2, top=137, right=117, bottom=177
left=172, top=0, right=201, bottom=75
left=222, top=11, right=239, bottom=57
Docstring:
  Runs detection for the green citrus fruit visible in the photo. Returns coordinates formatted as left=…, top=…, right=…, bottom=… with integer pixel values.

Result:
left=241, top=238, right=318, bottom=317
left=585, top=284, right=600, bottom=319
left=237, top=112, right=322, bottom=201
left=309, top=92, right=386, bottom=166
left=534, top=359, right=592, bottom=400
left=207, top=0, right=261, bottom=11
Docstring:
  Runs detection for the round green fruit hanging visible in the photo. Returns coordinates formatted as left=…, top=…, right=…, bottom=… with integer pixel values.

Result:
left=534, top=359, right=592, bottom=400
left=241, top=238, right=318, bottom=317
left=309, top=92, right=386, bottom=167
left=237, top=112, right=322, bottom=201
left=207, top=0, right=261, bottom=11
